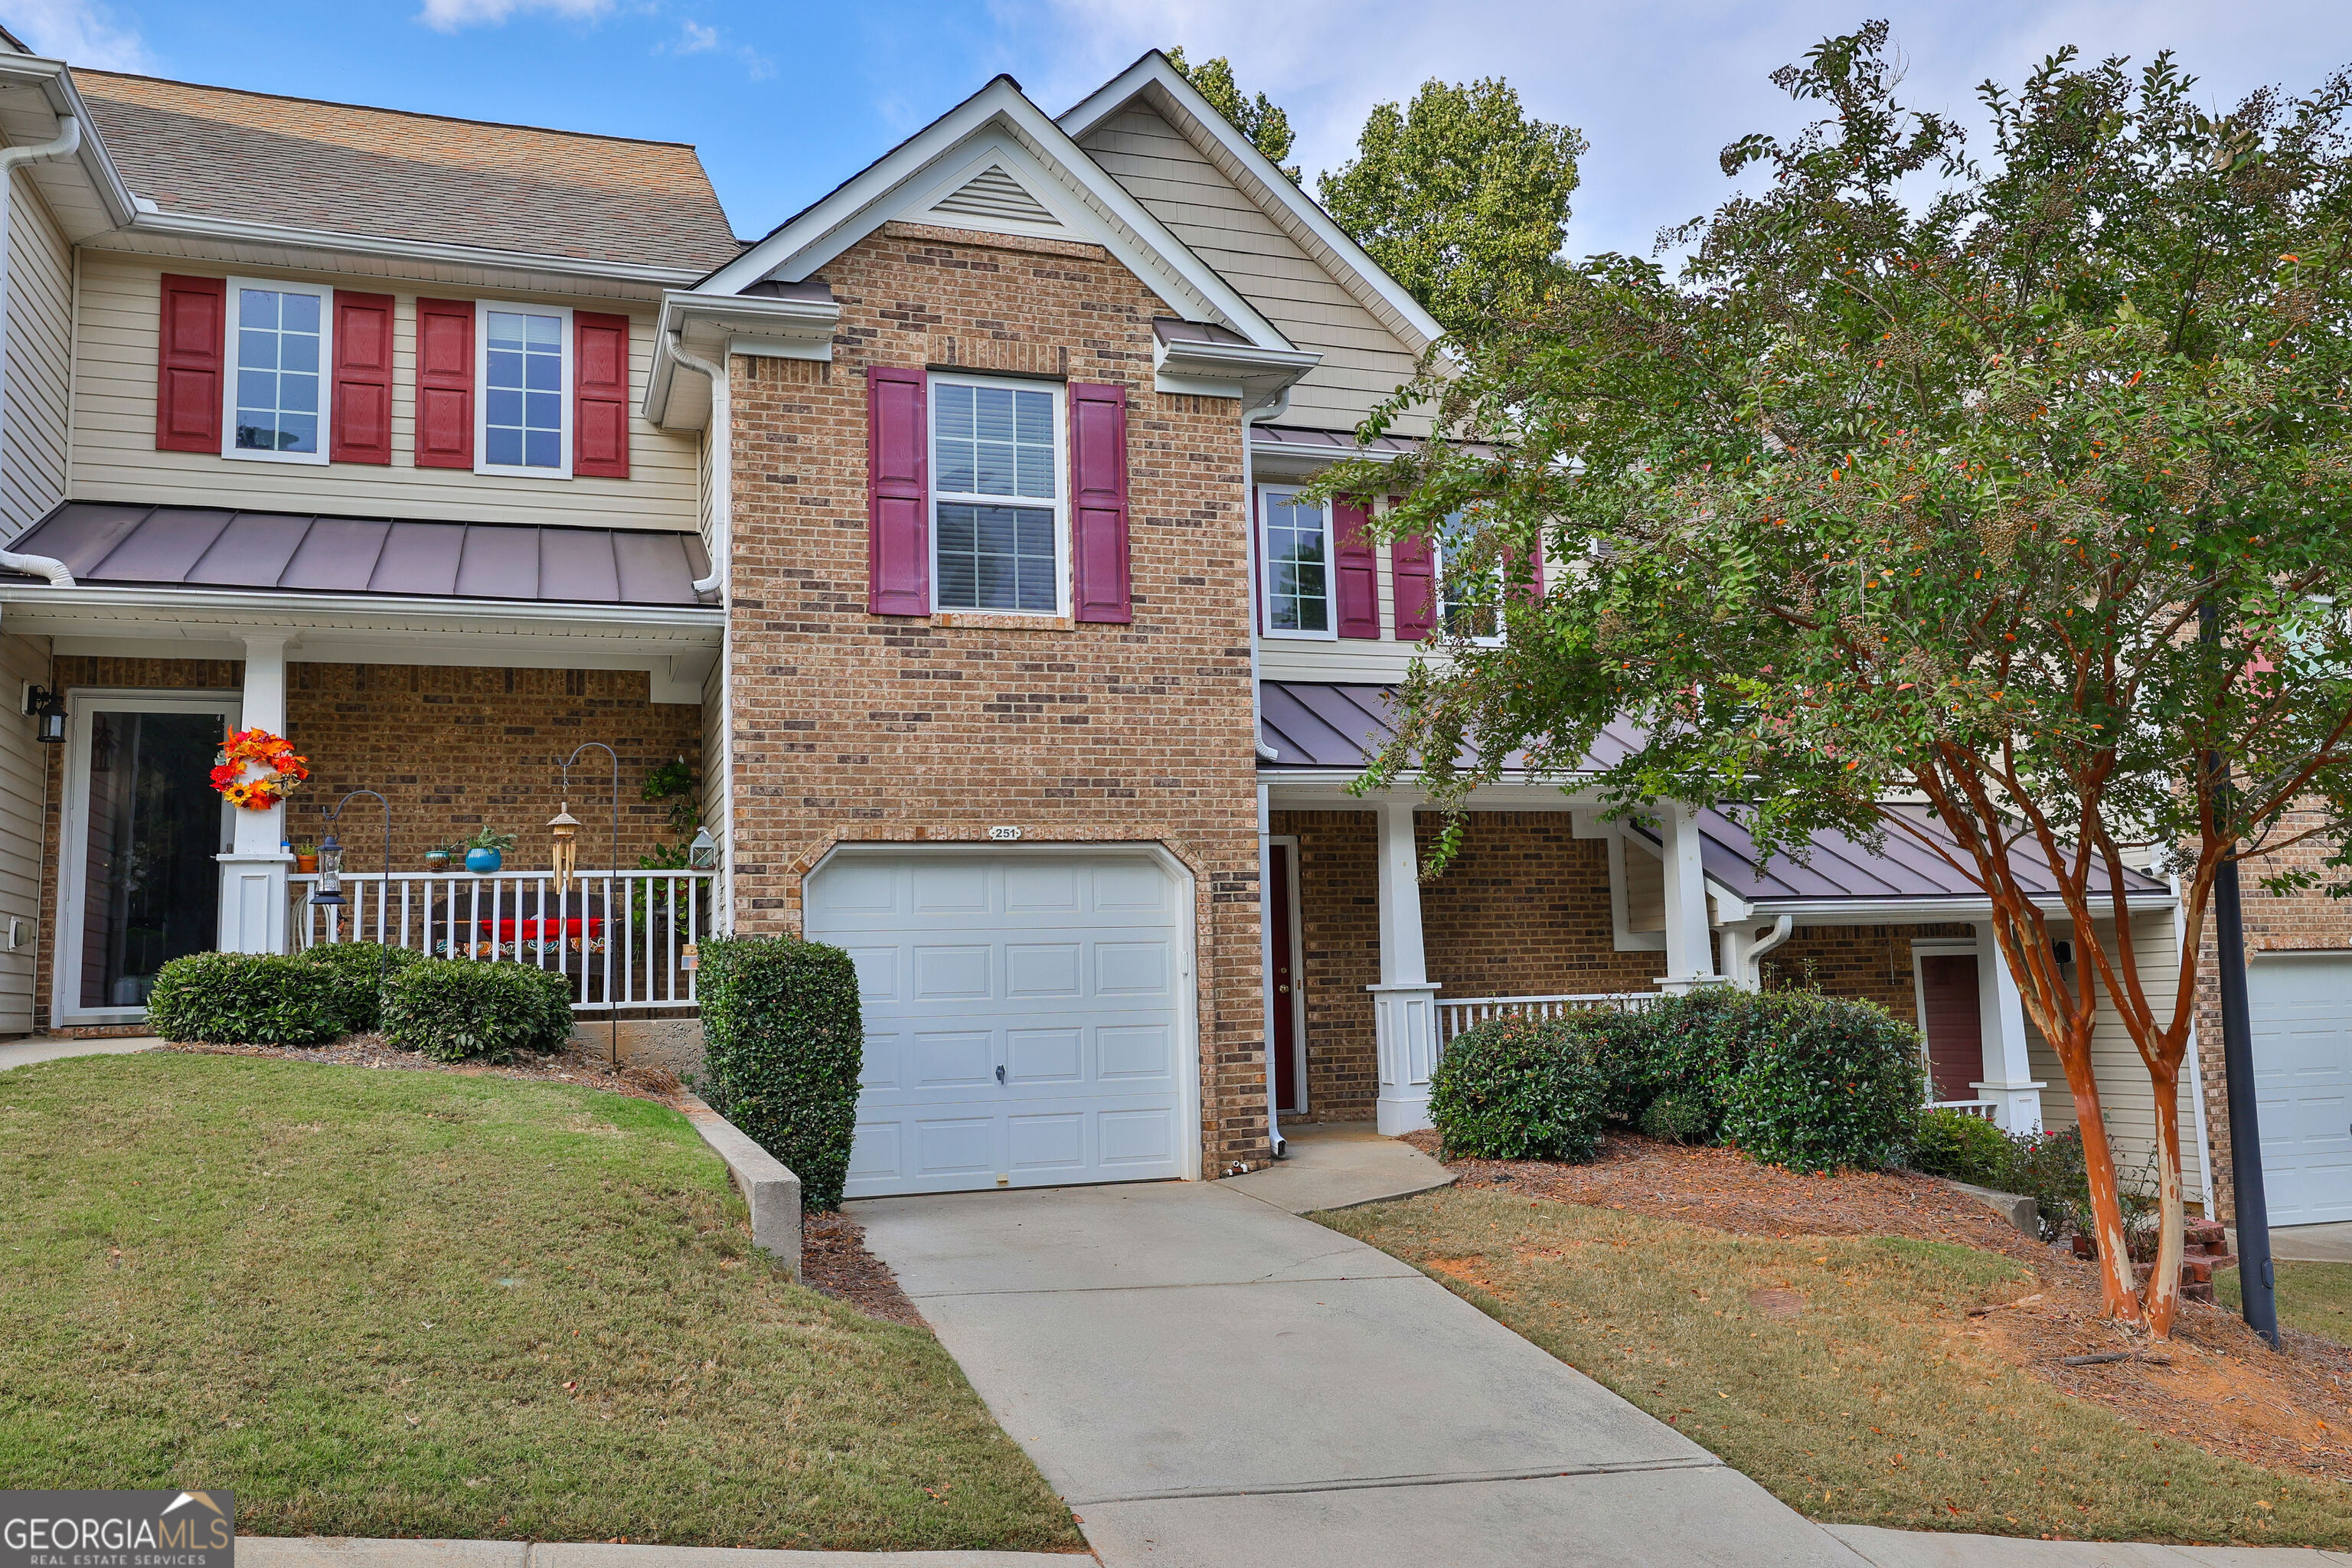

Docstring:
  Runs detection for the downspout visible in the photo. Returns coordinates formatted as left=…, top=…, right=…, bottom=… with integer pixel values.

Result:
left=0, top=116, right=80, bottom=588
left=672, top=339, right=732, bottom=932
left=1244, top=384, right=1292, bottom=1160
left=1739, top=913, right=1795, bottom=990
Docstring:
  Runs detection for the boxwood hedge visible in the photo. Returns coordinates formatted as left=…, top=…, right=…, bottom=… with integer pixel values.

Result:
left=292, top=942, right=427, bottom=1033
left=145, top=951, right=345, bottom=1047
left=697, top=935, right=863, bottom=1210
left=1427, top=1011, right=1607, bottom=1162
left=380, top=959, right=574, bottom=1063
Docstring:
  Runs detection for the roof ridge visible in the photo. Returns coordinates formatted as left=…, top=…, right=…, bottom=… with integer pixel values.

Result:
left=72, top=68, right=702, bottom=152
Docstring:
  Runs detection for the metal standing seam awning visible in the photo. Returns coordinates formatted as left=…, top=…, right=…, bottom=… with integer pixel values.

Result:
left=1256, top=679, right=2174, bottom=916
left=0, top=502, right=725, bottom=694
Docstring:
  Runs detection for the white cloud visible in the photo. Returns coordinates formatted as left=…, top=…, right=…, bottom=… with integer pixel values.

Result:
left=413, top=0, right=612, bottom=34
left=1018, top=0, right=2352, bottom=262
left=657, top=15, right=771, bottom=79
left=4, top=0, right=152, bottom=70
left=675, top=17, right=718, bottom=52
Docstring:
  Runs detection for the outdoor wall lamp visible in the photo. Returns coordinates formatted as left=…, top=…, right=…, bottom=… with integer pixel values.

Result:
left=688, top=825, right=720, bottom=871
left=24, top=684, right=64, bottom=744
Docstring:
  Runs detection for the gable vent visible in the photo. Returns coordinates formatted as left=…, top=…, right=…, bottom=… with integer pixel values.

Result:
left=930, top=166, right=1060, bottom=227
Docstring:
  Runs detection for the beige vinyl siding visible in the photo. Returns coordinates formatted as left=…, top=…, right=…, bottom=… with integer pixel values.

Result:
left=70, top=253, right=699, bottom=530
left=0, top=630, right=47, bottom=1032
left=1081, top=104, right=1427, bottom=437
left=5, top=165, right=72, bottom=537
left=2025, top=915, right=2207, bottom=1201
left=1623, top=839, right=1666, bottom=933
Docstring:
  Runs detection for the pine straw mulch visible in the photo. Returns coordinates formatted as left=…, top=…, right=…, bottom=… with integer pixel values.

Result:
left=155, top=1037, right=926, bottom=1329
left=1406, top=1128, right=2352, bottom=1487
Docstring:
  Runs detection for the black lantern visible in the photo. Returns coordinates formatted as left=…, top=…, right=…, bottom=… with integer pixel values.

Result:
left=312, top=833, right=345, bottom=906
left=24, top=684, right=64, bottom=745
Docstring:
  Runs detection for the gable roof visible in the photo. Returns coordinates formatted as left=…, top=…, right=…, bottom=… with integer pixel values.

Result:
left=72, top=70, right=742, bottom=273
left=691, top=74, right=1291, bottom=350
left=1060, top=53, right=1447, bottom=358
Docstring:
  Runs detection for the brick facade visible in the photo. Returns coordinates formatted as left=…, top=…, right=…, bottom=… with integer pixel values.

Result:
left=34, top=655, right=699, bottom=1030
left=721, top=220, right=1269, bottom=1168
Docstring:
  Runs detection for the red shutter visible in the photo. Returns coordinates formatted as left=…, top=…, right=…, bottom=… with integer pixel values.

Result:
left=1334, top=495, right=1380, bottom=639
left=1070, top=382, right=1132, bottom=624
left=1392, top=531, right=1435, bottom=640
left=1524, top=541, right=1547, bottom=602
left=867, top=366, right=929, bottom=616
left=574, top=311, right=631, bottom=479
left=413, top=297, right=475, bottom=469
left=328, top=290, right=394, bottom=465
left=155, top=273, right=225, bottom=452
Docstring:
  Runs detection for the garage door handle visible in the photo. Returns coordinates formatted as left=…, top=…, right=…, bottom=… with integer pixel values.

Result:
left=996, top=1065, right=1006, bottom=1085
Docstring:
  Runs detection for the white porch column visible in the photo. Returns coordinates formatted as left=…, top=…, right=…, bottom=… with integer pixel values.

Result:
left=1657, top=802, right=1727, bottom=995
left=1971, top=918, right=2045, bottom=1132
left=1369, top=799, right=1441, bottom=1135
left=217, top=634, right=292, bottom=954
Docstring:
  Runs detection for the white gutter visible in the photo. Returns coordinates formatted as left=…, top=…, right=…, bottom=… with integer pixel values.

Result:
left=670, top=341, right=733, bottom=933
left=645, top=289, right=839, bottom=426
left=0, top=113, right=81, bottom=587
left=0, top=580, right=723, bottom=631
left=1245, top=384, right=1292, bottom=1160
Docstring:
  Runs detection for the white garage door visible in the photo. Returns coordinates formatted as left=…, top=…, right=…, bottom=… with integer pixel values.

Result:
left=807, top=849, right=1191, bottom=1199
left=2252, top=953, right=2352, bottom=1226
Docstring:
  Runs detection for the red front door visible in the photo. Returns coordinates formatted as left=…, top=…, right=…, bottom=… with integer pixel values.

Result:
left=1919, top=953, right=1984, bottom=1102
left=1269, top=845, right=1302, bottom=1114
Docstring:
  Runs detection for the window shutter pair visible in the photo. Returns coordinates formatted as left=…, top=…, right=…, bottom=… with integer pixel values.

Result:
left=413, top=303, right=633, bottom=476
left=866, top=368, right=1132, bottom=622
left=155, top=278, right=629, bottom=475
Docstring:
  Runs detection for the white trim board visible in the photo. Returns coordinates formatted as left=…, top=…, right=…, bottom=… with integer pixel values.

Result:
left=694, top=77, right=1290, bottom=353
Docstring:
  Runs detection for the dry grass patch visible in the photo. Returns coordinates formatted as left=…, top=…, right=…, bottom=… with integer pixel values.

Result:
left=1325, top=1186, right=2352, bottom=1547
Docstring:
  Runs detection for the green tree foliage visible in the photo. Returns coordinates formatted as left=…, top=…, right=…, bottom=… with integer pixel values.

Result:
left=1321, top=25, right=2352, bottom=1335
left=1318, top=77, right=1584, bottom=336
left=1168, top=47, right=1299, bottom=183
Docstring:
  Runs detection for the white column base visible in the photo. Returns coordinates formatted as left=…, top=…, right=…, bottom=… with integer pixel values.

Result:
left=217, top=851, right=292, bottom=955
left=1656, top=974, right=1734, bottom=996
left=1972, top=1080, right=2047, bottom=1135
left=1370, top=981, right=1442, bottom=1135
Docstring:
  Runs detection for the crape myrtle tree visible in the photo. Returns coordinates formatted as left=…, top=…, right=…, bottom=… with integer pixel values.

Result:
left=1316, top=24, right=2352, bottom=1337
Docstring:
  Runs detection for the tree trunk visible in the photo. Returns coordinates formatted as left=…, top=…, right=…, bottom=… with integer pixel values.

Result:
left=2052, top=1015, right=2145, bottom=1323
left=2143, top=1059, right=2187, bottom=1338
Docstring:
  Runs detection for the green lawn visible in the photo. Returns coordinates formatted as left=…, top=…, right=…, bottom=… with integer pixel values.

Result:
left=0, top=1053, right=1082, bottom=1552
left=2220, top=1259, right=2352, bottom=1345
left=1324, top=1187, right=2352, bottom=1547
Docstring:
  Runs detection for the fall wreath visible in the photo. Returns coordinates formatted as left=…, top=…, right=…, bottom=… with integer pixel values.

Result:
left=210, top=727, right=310, bottom=810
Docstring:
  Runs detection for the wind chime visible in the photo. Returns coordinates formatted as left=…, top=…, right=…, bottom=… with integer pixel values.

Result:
left=547, top=801, right=582, bottom=893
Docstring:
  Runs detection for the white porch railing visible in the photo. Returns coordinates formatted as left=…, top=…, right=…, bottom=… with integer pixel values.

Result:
left=290, top=869, right=714, bottom=1012
left=1436, top=991, right=1661, bottom=1044
left=1933, top=1098, right=2001, bottom=1121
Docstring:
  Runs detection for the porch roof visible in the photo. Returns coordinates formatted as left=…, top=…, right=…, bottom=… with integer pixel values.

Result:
left=1258, top=679, right=2171, bottom=909
left=5, top=502, right=714, bottom=607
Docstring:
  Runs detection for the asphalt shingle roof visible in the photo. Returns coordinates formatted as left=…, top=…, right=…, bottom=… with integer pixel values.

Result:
left=74, top=70, right=743, bottom=271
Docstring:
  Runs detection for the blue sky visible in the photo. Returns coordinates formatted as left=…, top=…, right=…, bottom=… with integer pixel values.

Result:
left=11, top=0, right=2352, bottom=262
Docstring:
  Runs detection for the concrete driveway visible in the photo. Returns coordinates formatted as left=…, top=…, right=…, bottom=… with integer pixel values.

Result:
left=856, top=1176, right=1867, bottom=1567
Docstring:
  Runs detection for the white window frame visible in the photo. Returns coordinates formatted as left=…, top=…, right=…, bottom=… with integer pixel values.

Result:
left=222, top=276, right=332, bottom=466
left=926, top=371, right=1069, bottom=617
left=474, top=299, right=574, bottom=480
left=1433, top=520, right=1507, bottom=647
left=1257, top=483, right=1337, bottom=641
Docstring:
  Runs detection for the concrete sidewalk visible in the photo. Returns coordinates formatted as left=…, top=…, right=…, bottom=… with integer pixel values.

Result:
left=236, top=1543, right=1082, bottom=1566
left=856, top=1173, right=1864, bottom=1567
left=0, top=1033, right=159, bottom=1070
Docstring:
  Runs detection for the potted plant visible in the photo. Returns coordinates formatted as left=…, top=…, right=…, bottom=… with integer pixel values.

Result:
left=463, top=826, right=518, bottom=874
left=423, top=841, right=456, bottom=872
left=293, top=840, right=318, bottom=874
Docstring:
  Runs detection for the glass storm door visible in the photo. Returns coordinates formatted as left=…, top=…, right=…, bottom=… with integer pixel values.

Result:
left=62, top=697, right=237, bottom=1017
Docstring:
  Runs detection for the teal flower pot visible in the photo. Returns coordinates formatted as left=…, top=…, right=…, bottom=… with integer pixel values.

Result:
left=465, top=847, right=502, bottom=874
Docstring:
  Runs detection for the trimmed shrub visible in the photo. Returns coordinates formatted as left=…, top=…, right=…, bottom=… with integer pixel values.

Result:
left=698, top=936, right=863, bottom=1210
left=1638, top=1093, right=1712, bottom=1145
left=145, top=951, right=345, bottom=1047
left=381, top=959, right=573, bottom=1063
left=1717, top=991, right=1927, bottom=1172
left=1911, top=1106, right=2016, bottom=1188
left=2006, top=1126, right=2091, bottom=1244
left=1429, top=1012, right=1608, bottom=1163
left=293, top=942, right=427, bottom=1033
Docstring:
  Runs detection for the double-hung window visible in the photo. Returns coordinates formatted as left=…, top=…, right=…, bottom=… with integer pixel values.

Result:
left=1436, top=511, right=1505, bottom=643
left=1259, top=485, right=1334, bottom=638
left=929, top=374, right=1065, bottom=614
left=226, top=277, right=331, bottom=464
left=476, top=301, right=573, bottom=478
